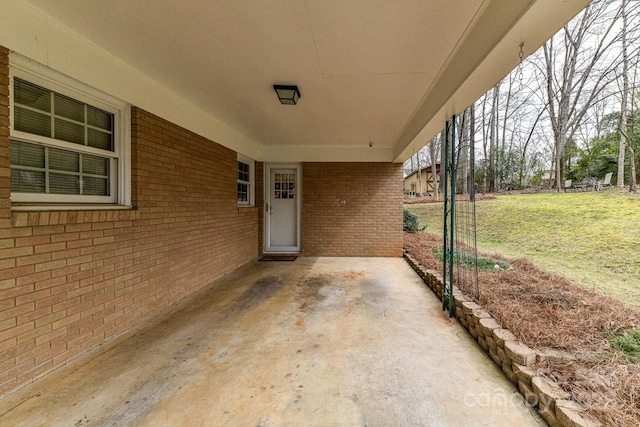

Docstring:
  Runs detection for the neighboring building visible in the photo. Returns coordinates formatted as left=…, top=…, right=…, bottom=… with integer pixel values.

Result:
left=0, top=0, right=589, bottom=399
left=404, top=164, right=441, bottom=197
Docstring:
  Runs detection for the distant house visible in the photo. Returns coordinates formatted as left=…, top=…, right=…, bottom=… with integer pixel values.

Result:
left=404, top=164, right=441, bottom=196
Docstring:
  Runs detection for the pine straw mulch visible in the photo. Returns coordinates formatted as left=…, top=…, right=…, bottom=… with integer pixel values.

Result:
left=404, top=232, right=640, bottom=426
left=403, top=194, right=497, bottom=204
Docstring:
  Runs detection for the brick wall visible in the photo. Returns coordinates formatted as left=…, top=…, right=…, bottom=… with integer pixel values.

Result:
left=302, top=163, right=403, bottom=257
left=0, top=45, right=258, bottom=397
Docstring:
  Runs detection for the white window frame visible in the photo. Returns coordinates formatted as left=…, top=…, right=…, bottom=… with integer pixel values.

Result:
left=9, top=54, right=131, bottom=208
left=237, top=154, right=255, bottom=207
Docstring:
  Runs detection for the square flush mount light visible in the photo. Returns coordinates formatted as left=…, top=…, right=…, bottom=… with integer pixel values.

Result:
left=273, top=85, right=300, bottom=105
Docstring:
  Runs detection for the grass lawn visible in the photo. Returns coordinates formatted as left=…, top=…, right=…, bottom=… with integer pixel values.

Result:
left=405, top=190, right=640, bottom=309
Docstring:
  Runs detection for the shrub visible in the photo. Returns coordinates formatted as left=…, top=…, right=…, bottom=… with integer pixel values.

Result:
left=403, top=209, right=425, bottom=232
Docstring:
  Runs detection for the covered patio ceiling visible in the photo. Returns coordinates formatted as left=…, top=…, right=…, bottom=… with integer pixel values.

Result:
left=3, top=0, right=588, bottom=163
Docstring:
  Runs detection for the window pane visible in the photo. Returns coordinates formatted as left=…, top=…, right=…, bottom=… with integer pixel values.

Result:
left=87, top=106, right=112, bottom=131
left=87, top=128, right=113, bottom=151
left=11, top=169, right=45, bottom=193
left=238, top=161, right=250, bottom=182
left=54, top=93, right=84, bottom=122
left=83, top=176, right=109, bottom=196
left=237, top=183, right=248, bottom=202
left=82, top=155, right=108, bottom=176
left=11, top=140, right=45, bottom=168
left=14, top=107, right=51, bottom=137
left=55, top=118, right=85, bottom=145
left=14, top=79, right=51, bottom=112
left=49, top=148, right=79, bottom=172
left=49, top=172, right=80, bottom=194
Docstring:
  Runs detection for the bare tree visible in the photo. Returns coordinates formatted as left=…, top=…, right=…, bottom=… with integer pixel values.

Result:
left=429, top=135, right=440, bottom=198
left=480, top=90, right=490, bottom=194
left=543, top=0, right=623, bottom=191
left=623, top=40, right=638, bottom=192
left=416, top=148, right=422, bottom=196
left=617, top=0, right=629, bottom=188
left=490, top=81, right=500, bottom=191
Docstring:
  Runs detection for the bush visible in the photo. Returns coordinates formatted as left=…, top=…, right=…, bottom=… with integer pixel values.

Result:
left=403, top=209, right=425, bottom=232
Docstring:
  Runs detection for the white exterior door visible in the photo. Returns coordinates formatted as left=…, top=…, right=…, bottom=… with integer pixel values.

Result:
left=265, top=164, right=301, bottom=253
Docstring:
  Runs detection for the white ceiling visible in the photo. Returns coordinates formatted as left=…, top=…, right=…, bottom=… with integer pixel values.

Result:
left=17, top=0, right=588, bottom=162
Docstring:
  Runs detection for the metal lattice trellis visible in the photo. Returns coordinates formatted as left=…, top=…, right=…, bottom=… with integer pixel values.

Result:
left=442, top=111, right=479, bottom=317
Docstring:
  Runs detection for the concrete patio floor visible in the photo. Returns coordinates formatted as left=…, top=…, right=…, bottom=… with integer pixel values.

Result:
left=0, top=257, right=544, bottom=426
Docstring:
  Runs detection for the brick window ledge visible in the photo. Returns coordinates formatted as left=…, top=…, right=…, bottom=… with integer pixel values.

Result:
left=237, top=206, right=259, bottom=213
left=12, top=207, right=138, bottom=227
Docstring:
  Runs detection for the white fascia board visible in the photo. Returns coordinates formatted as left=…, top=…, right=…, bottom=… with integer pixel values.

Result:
left=0, top=0, right=261, bottom=160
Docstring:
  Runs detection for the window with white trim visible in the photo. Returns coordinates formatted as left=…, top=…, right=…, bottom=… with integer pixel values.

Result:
left=237, top=155, right=254, bottom=206
left=9, top=56, right=130, bottom=207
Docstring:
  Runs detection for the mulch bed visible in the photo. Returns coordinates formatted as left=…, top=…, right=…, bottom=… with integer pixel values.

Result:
left=403, top=194, right=497, bottom=204
left=404, top=232, right=640, bottom=426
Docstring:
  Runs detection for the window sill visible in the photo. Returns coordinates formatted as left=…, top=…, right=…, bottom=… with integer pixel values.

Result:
left=237, top=206, right=259, bottom=213
left=11, top=205, right=138, bottom=227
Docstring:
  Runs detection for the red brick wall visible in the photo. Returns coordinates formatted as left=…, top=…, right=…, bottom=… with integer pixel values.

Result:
left=302, top=162, right=403, bottom=257
left=0, top=46, right=258, bottom=397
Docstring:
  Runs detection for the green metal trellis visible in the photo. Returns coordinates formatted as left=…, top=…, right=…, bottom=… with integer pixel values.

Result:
left=442, top=117, right=455, bottom=317
left=441, top=112, right=480, bottom=316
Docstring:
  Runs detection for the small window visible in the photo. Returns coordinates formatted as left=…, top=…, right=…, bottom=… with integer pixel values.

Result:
left=9, top=55, right=130, bottom=207
left=237, top=155, right=254, bottom=206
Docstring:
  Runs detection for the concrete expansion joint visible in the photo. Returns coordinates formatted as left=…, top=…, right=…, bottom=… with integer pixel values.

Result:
left=403, top=252, right=601, bottom=427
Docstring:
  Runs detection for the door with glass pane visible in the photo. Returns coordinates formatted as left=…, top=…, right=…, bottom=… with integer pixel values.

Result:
left=265, top=164, right=300, bottom=253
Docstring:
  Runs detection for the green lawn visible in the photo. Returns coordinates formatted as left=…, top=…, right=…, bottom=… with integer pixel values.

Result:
left=405, top=191, right=640, bottom=308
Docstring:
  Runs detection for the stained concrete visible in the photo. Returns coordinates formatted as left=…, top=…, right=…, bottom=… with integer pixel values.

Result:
left=0, top=257, right=545, bottom=426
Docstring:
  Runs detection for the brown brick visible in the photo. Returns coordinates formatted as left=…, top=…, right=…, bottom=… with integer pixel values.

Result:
left=0, top=322, right=34, bottom=342
left=15, top=235, right=51, bottom=247
left=34, top=242, right=67, bottom=254
left=0, top=246, right=33, bottom=260
left=15, top=289, right=51, bottom=306
left=16, top=252, right=53, bottom=267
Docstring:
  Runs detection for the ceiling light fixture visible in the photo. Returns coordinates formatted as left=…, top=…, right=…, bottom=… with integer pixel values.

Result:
left=273, top=85, right=301, bottom=105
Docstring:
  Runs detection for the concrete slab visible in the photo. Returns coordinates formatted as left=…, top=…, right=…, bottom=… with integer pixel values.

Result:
left=0, top=257, right=545, bottom=426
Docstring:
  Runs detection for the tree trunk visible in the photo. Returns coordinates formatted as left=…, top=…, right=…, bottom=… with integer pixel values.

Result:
left=481, top=94, right=489, bottom=194
left=429, top=136, right=439, bottom=198
left=489, top=83, right=500, bottom=192
left=618, top=0, right=628, bottom=188
left=416, top=149, right=422, bottom=196
left=459, top=110, right=468, bottom=195
left=470, top=103, right=476, bottom=198
left=627, top=133, right=636, bottom=192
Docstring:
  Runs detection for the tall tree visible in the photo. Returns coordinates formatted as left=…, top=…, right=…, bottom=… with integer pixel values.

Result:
left=617, top=0, right=628, bottom=188
left=489, top=81, right=500, bottom=191
left=429, top=135, right=439, bottom=198
left=542, top=0, right=622, bottom=191
left=416, top=148, right=423, bottom=196
left=480, top=90, right=490, bottom=193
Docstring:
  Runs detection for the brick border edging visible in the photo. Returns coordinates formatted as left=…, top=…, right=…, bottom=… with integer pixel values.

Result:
left=404, top=251, right=601, bottom=427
